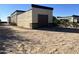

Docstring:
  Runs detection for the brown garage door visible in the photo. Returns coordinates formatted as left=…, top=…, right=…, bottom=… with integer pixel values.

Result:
left=38, top=14, right=48, bottom=28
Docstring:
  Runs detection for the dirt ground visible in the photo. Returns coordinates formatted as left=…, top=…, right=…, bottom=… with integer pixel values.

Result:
left=0, top=26, right=79, bottom=54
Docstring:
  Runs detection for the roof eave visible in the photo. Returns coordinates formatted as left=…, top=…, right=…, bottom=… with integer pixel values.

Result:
left=31, top=4, right=53, bottom=10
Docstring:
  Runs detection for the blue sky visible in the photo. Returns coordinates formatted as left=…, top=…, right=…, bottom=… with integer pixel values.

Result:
left=0, top=4, right=31, bottom=21
left=0, top=4, right=79, bottom=21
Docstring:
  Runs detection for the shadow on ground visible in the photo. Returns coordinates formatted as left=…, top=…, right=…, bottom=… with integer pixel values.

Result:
left=0, top=26, right=25, bottom=54
left=36, top=26, right=79, bottom=33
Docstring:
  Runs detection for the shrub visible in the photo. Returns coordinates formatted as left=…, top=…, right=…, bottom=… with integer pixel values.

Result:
left=72, top=22, right=78, bottom=28
left=53, top=16, right=60, bottom=25
left=59, top=19, right=70, bottom=28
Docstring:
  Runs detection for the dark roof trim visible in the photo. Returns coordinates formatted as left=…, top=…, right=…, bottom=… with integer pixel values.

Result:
left=25, top=9, right=32, bottom=12
left=31, top=4, right=53, bottom=10
left=15, top=10, right=26, bottom=12
left=72, top=15, right=79, bottom=17
left=11, top=10, right=26, bottom=15
left=17, top=9, right=32, bottom=16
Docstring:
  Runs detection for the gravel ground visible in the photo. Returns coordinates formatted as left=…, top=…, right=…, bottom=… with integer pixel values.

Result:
left=0, top=26, right=79, bottom=54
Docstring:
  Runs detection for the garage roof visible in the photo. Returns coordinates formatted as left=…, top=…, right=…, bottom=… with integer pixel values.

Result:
left=32, top=4, right=53, bottom=10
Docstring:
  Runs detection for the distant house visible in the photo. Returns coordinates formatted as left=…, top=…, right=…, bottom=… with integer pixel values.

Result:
left=8, top=4, right=53, bottom=29
left=57, top=15, right=79, bottom=23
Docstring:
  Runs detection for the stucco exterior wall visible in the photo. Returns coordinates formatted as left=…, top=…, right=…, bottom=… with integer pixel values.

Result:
left=69, top=17, right=79, bottom=22
left=7, top=16, right=11, bottom=24
left=74, top=17, right=79, bottom=22
left=68, top=17, right=74, bottom=22
left=10, top=12, right=25, bottom=25
left=10, top=14, right=17, bottom=25
left=17, top=10, right=32, bottom=28
left=32, top=7, right=53, bottom=23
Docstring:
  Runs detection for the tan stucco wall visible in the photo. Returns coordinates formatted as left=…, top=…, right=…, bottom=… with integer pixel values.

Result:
left=7, top=16, right=11, bottom=23
left=32, top=7, right=53, bottom=23
left=73, top=17, right=79, bottom=22
left=10, top=12, right=25, bottom=25
left=68, top=17, right=74, bottom=22
left=69, top=17, right=79, bottom=22
left=17, top=10, right=32, bottom=28
left=10, top=15, right=17, bottom=24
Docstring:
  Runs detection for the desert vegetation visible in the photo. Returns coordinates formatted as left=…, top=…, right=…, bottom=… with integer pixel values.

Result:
left=53, top=16, right=79, bottom=28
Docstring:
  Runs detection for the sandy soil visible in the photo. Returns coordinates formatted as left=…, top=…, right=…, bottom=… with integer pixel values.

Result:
left=0, top=26, right=79, bottom=54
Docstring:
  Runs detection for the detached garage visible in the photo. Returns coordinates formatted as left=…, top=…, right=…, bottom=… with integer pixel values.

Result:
left=9, top=4, right=53, bottom=29
left=31, top=4, right=53, bottom=28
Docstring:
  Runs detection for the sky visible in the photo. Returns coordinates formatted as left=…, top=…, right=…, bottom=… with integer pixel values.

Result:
left=0, top=4, right=31, bottom=21
left=0, top=4, right=79, bottom=21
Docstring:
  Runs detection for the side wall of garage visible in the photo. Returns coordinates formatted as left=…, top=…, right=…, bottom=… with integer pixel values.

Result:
left=10, top=11, right=25, bottom=26
left=10, top=12, right=17, bottom=25
left=17, top=10, right=32, bottom=28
